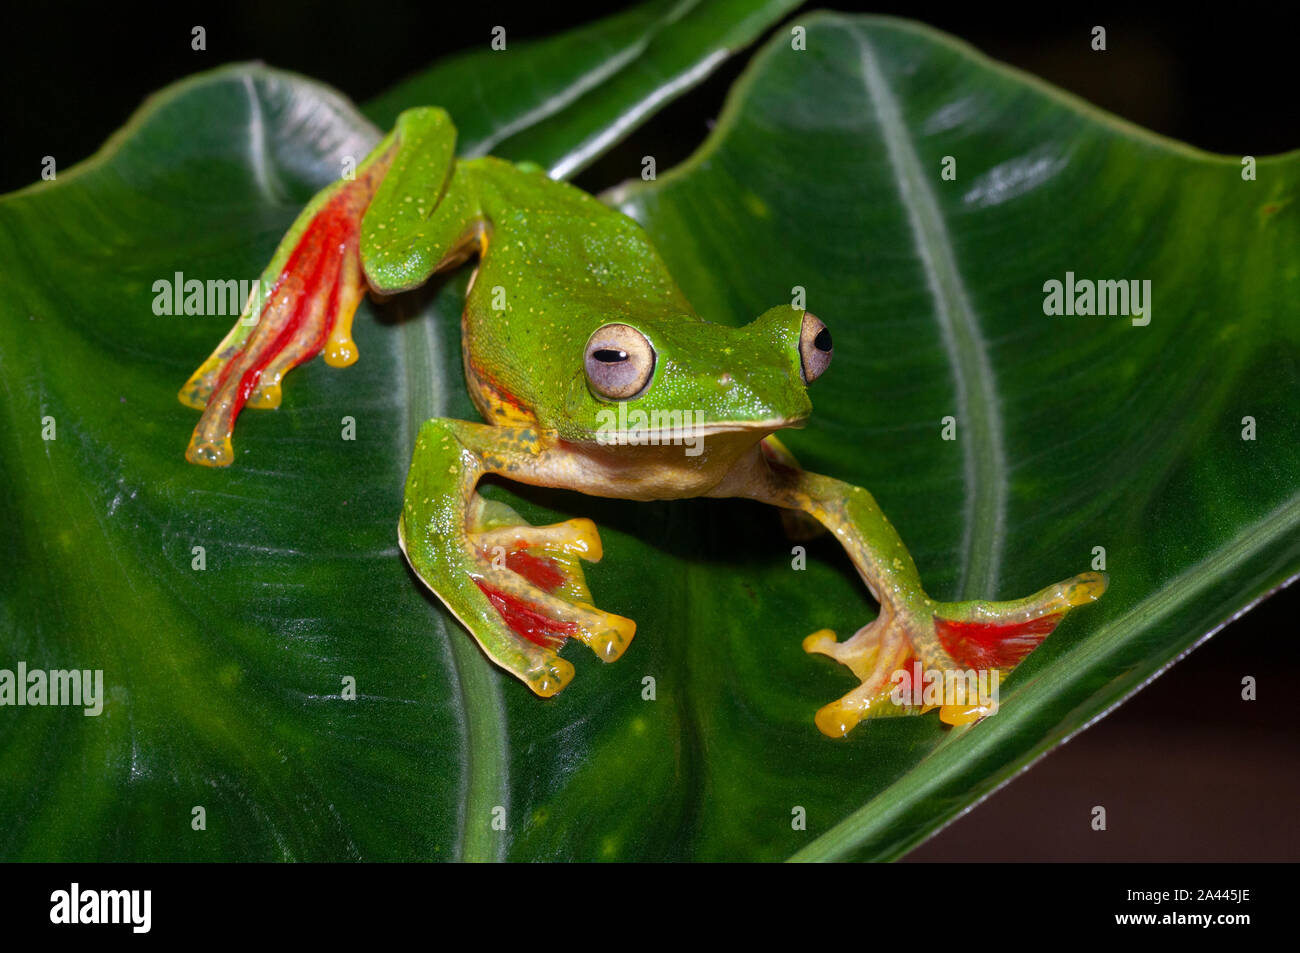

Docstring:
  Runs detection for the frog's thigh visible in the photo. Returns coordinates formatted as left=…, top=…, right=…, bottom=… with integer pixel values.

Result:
left=400, top=418, right=633, bottom=696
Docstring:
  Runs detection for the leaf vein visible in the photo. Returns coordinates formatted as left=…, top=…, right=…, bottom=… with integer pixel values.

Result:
left=854, top=28, right=1007, bottom=598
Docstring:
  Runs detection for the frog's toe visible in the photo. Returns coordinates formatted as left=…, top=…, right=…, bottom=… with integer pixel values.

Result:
left=185, top=433, right=235, bottom=468
left=181, top=174, right=375, bottom=466
left=178, top=352, right=228, bottom=410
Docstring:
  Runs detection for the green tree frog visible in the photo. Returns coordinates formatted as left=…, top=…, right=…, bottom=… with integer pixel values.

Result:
left=179, top=108, right=1106, bottom=737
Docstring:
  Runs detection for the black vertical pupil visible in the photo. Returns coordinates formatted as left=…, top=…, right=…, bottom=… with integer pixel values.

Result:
left=594, top=348, right=629, bottom=363
left=813, top=327, right=832, bottom=351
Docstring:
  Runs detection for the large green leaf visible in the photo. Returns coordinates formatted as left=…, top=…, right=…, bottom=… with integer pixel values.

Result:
left=1, top=9, right=1295, bottom=862
left=608, top=14, right=1300, bottom=860
left=364, top=0, right=802, bottom=177
left=0, top=0, right=795, bottom=861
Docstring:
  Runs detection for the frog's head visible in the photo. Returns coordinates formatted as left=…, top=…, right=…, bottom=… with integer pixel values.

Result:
left=563, top=305, right=831, bottom=448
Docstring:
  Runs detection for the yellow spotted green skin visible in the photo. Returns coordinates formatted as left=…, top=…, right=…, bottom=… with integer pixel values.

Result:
left=181, top=107, right=1107, bottom=736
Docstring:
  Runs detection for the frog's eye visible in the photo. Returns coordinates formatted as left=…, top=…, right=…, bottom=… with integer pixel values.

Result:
left=799, top=312, right=832, bottom=383
left=584, top=323, right=656, bottom=399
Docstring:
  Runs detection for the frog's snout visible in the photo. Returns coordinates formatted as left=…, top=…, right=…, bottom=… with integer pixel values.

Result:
left=748, top=304, right=832, bottom=390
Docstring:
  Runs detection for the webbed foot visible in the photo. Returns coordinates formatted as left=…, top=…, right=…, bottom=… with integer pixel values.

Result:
left=805, top=571, right=1107, bottom=737
left=467, top=498, right=636, bottom=668
left=400, top=492, right=635, bottom=697
left=179, top=161, right=388, bottom=466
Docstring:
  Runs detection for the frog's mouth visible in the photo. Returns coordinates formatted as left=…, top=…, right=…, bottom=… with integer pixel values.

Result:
left=582, top=414, right=807, bottom=445
left=674, top=415, right=807, bottom=436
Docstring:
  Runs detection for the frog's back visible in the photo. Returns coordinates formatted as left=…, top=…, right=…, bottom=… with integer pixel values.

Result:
left=466, top=157, right=688, bottom=316
left=458, top=157, right=696, bottom=424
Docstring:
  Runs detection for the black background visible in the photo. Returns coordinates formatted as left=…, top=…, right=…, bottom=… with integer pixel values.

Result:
left=1, top=1, right=1296, bottom=861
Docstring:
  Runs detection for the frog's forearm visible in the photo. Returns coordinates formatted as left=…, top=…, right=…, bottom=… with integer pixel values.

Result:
left=712, top=441, right=1105, bottom=736
left=709, top=443, right=930, bottom=611
left=401, top=418, right=575, bottom=694
left=400, top=418, right=635, bottom=697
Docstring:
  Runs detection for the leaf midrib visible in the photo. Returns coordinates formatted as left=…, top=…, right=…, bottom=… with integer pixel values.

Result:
left=466, top=0, right=708, bottom=161
left=852, top=25, right=1007, bottom=600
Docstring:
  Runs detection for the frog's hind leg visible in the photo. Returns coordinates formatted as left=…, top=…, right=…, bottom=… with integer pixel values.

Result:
left=179, top=159, right=389, bottom=467
left=180, top=184, right=379, bottom=466
left=181, top=108, right=477, bottom=467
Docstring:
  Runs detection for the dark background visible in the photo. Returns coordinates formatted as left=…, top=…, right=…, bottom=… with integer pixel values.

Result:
left=2, top=2, right=1295, bottom=861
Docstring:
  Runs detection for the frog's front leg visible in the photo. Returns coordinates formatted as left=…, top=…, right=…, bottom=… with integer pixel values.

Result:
left=399, top=418, right=636, bottom=696
left=714, top=442, right=1107, bottom=737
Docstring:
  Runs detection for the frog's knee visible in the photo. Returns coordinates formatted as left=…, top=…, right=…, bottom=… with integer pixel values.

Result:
left=395, top=106, right=453, bottom=133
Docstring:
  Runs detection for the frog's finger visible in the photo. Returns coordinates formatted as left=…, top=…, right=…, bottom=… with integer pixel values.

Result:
left=469, top=516, right=633, bottom=662
left=810, top=623, right=911, bottom=738
left=471, top=560, right=636, bottom=663
left=399, top=504, right=575, bottom=698
left=929, top=571, right=1108, bottom=672
left=472, top=517, right=604, bottom=564
left=402, top=417, right=637, bottom=695
left=810, top=572, right=1109, bottom=737
left=802, top=617, right=884, bottom=682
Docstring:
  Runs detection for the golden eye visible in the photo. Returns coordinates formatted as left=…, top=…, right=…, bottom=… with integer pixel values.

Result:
left=799, top=312, right=832, bottom=383
left=584, top=323, right=655, bottom=399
